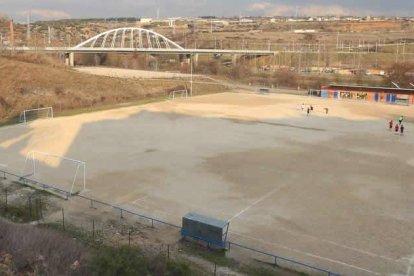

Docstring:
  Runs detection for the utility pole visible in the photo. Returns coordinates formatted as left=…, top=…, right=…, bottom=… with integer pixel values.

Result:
left=27, top=12, right=31, bottom=44
left=48, top=26, right=52, bottom=45
left=336, top=32, right=339, bottom=49
left=9, top=20, right=15, bottom=47
left=395, top=43, right=399, bottom=63
left=402, top=41, right=406, bottom=62
left=190, top=54, right=193, bottom=97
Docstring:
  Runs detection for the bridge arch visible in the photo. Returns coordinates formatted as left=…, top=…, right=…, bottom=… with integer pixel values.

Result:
left=74, top=27, right=184, bottom=50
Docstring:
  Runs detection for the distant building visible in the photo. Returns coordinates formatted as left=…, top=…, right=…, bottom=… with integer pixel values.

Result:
left=294, top=29, right=317, bottom=33
left=319, top=84, right=414, bottom=105
left=365, top=69, right=385, bottom=76
left=138, top=18, right=153, bottom=23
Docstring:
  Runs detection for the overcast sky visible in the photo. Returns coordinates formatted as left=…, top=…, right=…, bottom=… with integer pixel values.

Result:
left=1, top=0, right=414, bottom=22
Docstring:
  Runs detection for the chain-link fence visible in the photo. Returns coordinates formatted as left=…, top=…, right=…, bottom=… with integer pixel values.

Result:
left=0, top=170, right=340, bottom=276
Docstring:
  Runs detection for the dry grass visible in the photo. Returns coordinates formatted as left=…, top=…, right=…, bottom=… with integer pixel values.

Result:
left=0, top=53, right=226, bottom=122
left=0, top=219, right=88, bottom=275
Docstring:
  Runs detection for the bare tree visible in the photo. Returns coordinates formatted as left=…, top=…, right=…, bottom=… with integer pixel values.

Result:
left=386, top=62, right=414, bottom=87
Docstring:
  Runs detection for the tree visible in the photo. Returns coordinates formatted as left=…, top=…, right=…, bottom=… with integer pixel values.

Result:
left=386, top=62, right=414, bottom=87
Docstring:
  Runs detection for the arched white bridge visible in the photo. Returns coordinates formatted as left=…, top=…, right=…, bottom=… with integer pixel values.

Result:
left=75, top=27, right=184, bottom=50
left=9, top=27, right=276, bottom=56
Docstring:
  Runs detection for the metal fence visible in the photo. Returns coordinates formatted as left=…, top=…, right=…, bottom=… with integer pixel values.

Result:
left=0, top=169, right=340, bottom=276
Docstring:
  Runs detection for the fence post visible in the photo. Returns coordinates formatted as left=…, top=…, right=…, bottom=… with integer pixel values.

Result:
left=5, top=188, right=8, bottom=212
left=36, top=198, right=40, bottom=220
left=38, top=197, right=43, bottom=219
left=28, top=196, right=32, bottom=220
left=274, top=256, right=278, bottom=266
left=167, top=245, right=170, bottom=260
left=92, top=219, right=95, bottom=240
left=120, top=208, right=123, bottom=219
left=128, top=230, right=131, bottom=247
left=151, top=219, right=154, bottom=228
left=62, top=208, right=65, bottom=230
left=214, top=263, right=217, bottom=276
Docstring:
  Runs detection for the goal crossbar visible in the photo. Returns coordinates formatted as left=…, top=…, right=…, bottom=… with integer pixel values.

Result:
left=23, top=151, right=86, bottom=195
left=169, top=89, right=188, bottom=100
left=20, top=107, right=54, bottom=124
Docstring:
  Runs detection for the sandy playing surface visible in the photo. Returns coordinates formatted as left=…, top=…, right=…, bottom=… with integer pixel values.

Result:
left=1, top=92, right=414, bottom=275
left=75, top=67, right=196, bottom=79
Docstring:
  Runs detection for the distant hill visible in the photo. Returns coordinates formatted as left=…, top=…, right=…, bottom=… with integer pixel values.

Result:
left=0, top=53, right=224, bottom=123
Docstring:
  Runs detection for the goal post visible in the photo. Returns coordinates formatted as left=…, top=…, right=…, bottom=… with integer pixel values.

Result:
left=168, top=89, right=188, bottom=100
left=22, top=151, right=86, bottom=195
left=20, top=107, right=54, bottom=123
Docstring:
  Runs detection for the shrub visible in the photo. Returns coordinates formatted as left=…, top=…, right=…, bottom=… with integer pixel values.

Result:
left=90, top=246, right=148, bottom=276
left=272, top=70, right=298, bottom=88
left=386, top=62, right=414, bottom=87
left=166, top=260, right=192, bottom=276
left=90, top=245, right=192, bottom=276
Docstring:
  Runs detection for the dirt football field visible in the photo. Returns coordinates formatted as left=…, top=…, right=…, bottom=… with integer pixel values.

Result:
left=1, top=92, right=414, bottom=275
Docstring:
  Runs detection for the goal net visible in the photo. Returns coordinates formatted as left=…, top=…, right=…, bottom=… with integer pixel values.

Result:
left=22, top=151, right=86, bottom=195
left=19, top=107, right=54, bottom=123
left=168, top=90, right=188, bottom=100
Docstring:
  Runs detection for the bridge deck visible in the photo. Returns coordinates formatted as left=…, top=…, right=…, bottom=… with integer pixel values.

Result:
left=6, top=47, right=276, bottom=56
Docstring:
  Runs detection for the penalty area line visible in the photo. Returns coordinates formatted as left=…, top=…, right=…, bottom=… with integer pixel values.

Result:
left=229, top=184, right=287, bottom=222
left=230, top=231, right=380, bottom=275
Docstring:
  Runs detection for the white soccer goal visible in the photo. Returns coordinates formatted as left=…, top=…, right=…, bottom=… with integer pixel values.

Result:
left=22, top=151, right=86, bottom=195
left=19, top=107, right=54, bottom=123
left=168, top=89, right=188, bottom=100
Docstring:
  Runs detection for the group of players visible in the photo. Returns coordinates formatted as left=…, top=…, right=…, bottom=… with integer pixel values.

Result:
left=389, top=116, right=405, bottom=135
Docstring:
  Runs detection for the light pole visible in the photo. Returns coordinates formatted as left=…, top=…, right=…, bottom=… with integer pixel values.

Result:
left=190, top=53, right=193, bottom=97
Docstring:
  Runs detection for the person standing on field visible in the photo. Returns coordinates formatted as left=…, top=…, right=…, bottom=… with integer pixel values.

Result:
left=307, top=107, right=310, bottom=116
left=399, top=116, right=404, bottom=124
left=400, top=124, right=405, bottom=136
left=389, top=120, right=393, bottom=131
left=395, top=123, right=399, bottom=134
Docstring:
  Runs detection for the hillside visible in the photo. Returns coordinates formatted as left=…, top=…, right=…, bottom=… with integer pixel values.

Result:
left=0, top=54, right=224, bottom=123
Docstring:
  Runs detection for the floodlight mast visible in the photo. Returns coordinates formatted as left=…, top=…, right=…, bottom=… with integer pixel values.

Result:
left=190, top=53, right=193, bottom=97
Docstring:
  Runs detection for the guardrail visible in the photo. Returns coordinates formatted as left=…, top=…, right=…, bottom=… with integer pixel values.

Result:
left=0, top=169, right=340, bottom=275
left=227, top=242, right=340, bottom=276
left=1, top=170, right=71, bottom=199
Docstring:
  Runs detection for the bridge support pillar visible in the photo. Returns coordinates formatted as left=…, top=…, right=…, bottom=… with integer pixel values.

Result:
left=65, top=52, right=75, bottom=67
left=232, top=54, right=240, bottom=65
left=193, top=54, right=199, bottom=67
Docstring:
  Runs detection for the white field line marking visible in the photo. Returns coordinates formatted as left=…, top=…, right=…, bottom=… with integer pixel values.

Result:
left=406, top=251, right=414, bottom=276
left=132, top=201, right=180, bottom=219
left=193, top=206, right=235, bottom=219
left=132, top=195, right=149, bottom=204
left=231, top=231, right=380, bottom=275
left=235, top=219, right=401, bottom=264
left=324, top=239, right=400, bottom=264
left=229, top=184, right=287, bottom=221
left=228, top=183, right=399, bottom=263
left=131, top=191, right=397, bottom=266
